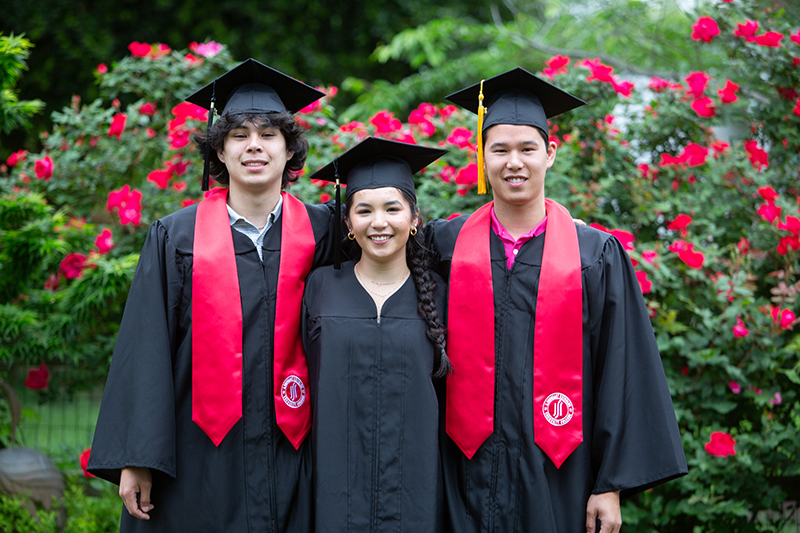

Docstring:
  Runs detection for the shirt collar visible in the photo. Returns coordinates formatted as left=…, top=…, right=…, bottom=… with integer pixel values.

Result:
left=490, top=205, right=547, bottom=244
left=226, top=194, right=283, bottom=230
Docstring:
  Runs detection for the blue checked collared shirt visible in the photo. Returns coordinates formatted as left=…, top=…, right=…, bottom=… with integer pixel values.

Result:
left=226, top=195, right=283, bottom=261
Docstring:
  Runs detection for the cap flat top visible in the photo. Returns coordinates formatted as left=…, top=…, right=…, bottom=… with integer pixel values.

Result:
left=311, top=137, right=448, bottom=199
left=445, top=67, right=586, bottom=131
left=185, top=58, right=325, bottom=115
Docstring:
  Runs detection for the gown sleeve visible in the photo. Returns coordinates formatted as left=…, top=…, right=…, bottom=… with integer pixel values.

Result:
left=586, top=236, right=687, bottom=497
left=87, top=220, right=179, bottom=485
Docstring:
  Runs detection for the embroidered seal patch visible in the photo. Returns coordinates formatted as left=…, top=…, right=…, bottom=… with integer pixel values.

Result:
left=281, top=375, right=306, bottom=408
left=542, top=392, right=574, bottom=426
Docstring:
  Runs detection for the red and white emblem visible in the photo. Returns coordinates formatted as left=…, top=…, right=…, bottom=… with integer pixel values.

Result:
left=542, top=392, right=574, bottom=426
left=281, top=375, right=306, bottom=408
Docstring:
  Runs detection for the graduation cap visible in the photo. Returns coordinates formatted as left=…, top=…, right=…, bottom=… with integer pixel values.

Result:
left=185, top=58, right=325, bottom=190
left=445, top=67, right=586, bottom=194
left=310, top=136, right=448, bottom=269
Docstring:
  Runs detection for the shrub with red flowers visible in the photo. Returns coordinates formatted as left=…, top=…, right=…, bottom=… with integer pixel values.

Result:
left=1, top=5, right=799, bottom=529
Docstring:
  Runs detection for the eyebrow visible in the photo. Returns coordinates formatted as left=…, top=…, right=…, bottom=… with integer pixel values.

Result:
left=489, top=139, right=540, bottom=150
left=354, top=199, right=404, bottom=209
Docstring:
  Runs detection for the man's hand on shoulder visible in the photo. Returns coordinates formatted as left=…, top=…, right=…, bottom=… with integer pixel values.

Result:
left=586, top=490, right=621, bottom=533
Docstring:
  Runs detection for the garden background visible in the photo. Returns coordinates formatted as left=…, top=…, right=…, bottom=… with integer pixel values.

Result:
left=1, top=0, right=799, bottom=531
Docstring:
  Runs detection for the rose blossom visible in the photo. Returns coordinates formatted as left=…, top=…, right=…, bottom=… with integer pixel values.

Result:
left=107, top=113, right=127, bottom=140
left=6, top=149, right=28, bottom=167
left=732, top=317, right=749, bottom=338
left=718, top=79, right=739, bottom=104
left=189, top=40, right=223, bottom=58
left=744, top=140, right=769, bottom=170
left=691, top=16, right=720, bottom=43
left=25, top=364, right=50, bottom=390
left=755, top=31, right=784, bottom=47
left=691, top=97, right=716, bottom=118
left=704, top=431, right=736, bottom=457
left=728, top=380, right=742, bottom=394
left=80, top=448, right=96, bottom=478
left=734, top=20, right=759, bottom=42
left=34, top=155, right=54, bottom=180
left=95, top=228, right=114, bottom=254
left=139, top=102, right=157, bottom=116
left=668, top=214, right=693, bottom=236
left=635, top=270, right=652, bottom=294
left=685, top=71, right=711, bottom=98
left=447, top=127, right=475, bottom=150
left=369, top=111, right=402, bottom=135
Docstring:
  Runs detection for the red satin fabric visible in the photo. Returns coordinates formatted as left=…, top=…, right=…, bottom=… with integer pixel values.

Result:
left=192, top=188, right=243, bottom=446
left=273, top=192, right=316, bottom=450
left=446, top=202, right=495, bottom=459
left=533, top=199, right=583, bottom=469
left=446, top=199, right=583, bottom=467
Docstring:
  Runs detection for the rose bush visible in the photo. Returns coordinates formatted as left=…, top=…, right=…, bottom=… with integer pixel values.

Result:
left=1, top=1, right=799, bottom=528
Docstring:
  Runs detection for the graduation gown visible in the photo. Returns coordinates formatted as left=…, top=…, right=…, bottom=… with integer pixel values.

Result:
left=302, top=261, right=444, bottom=532
left=426, top=216, right=687, bottom=533
left=88, top=201, right=334, bottom=533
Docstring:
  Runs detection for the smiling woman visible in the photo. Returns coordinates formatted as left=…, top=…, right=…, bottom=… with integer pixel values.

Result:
left=302, top=137, right=451, bottom=532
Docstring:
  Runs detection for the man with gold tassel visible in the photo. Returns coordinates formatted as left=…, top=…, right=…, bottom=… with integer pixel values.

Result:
left=426, top=68, right=687, bottom=533
left=88, top=59, right=335, bottom=532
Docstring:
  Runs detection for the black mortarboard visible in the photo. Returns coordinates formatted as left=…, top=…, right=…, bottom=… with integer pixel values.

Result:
left=185, top=58, right=325, bottom=190
left=311, top=136, right=448, bottom=268
left=445, top=67, right=586, bottom=194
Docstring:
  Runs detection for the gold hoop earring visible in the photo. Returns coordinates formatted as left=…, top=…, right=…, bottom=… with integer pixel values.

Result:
left=410, top=227, right=418, bottom=236
left=347, top=231, right=355, bottom=241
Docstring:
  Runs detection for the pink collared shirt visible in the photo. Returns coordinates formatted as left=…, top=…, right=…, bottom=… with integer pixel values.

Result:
left=491, top=207, right=547, bottom=270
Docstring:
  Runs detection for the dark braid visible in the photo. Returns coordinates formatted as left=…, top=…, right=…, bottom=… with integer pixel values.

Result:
left=406, top=229, right=452, bottom=378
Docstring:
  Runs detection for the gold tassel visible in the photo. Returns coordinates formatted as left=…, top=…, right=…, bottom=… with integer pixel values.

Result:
left=476, top=80, right=487, bottom=195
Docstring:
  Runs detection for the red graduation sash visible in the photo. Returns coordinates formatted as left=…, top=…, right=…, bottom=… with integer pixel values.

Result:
left=192, top=188, right=243, bottom=446
left=192, top=189, right=315, bottom=449
left=446, top=199, right=583, bottom=468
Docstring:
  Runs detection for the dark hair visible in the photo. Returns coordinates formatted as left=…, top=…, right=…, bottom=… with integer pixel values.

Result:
left=482, top=124, right=549, bottom=146
left=192, top=111, right=309, bottom=188
left=344, top=191, right=452, bottom=378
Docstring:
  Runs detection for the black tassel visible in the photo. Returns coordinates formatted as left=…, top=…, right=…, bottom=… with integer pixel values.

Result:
left=333, top=159, right=342, bottom=270
left=202, top=82, right=216, bottom=192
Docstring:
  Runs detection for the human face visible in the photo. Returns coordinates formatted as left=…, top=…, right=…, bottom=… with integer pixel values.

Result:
left=347, top=187, right=419, bottom=266
left=217, top=121, right=293, bottom=194
left=483, top=124, right=556, bottom=210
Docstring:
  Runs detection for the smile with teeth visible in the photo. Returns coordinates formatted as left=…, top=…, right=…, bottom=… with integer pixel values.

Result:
left=243, top=161, right=267, bottom=167
left=505, top=176, right=527, bottom=183
left=369, top=235, right=391, bottom=243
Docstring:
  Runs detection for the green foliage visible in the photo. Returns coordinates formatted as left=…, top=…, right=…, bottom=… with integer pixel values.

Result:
left=0, top=33, right=44, bottom=134
left=0, top=492, right=58, bottom=533
left=0, top=0, right=799, bottom=530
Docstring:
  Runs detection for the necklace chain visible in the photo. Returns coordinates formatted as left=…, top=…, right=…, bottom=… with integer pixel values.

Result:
left=355, top=264, right=409, bottom=298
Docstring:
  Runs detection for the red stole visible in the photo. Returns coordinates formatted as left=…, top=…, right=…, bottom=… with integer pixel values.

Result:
left=192, top=189, right=315, bottom=449
left=446, top=199, right=583, bottom=468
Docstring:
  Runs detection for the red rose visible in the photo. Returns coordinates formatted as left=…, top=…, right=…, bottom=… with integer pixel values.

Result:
left=446, top=127, right=475, bottom=150
left=6, top=149, right=28, bottom=167
left=791, top=29, right=800, bottom=46
left=744, top=140, right=769, bottom=170
left=94, top=228, right=114, bottom=254
left=24, top=364, right=50, bottom=390
left=668, top=214, right=693, bottom=236
left=635, top=270, right=652, bottom=294
left=704, top=431, right=736, bottom=457
left=107, top=113, right=127, bottom=140
left=691, top=97, right=716, bottom=118
left=732, top=317, right=749, bottom=338
left=96, top=63, right=108, bottom=75
left=454, top=163, right=478, bottom=186
left=147, top=168, right=172, bottom=189
left=340, top=121, right=366, bottom=133
left=128, top=41, right=152, bottom=58
left=717, top=79, right=739, bottom=104
left=733, top=20, right=759, bottom=42
left=648, top=77, right=670, bottom=92
left=755, top=31, right=783, bottom=47
left=34, top=155, right=54, bottom=180
left=691, top=16, right=720, bottom=43
left=685, top=71, right=710, bottom=98
left=60, top=253, right=88, bottom=280
left=681, top=143, right=709, bottom=167
left=369, top=111, right=402, bottom=135
left=139, top=102, right=157, bottom=116
left=80, top=448, right=96, bottom=478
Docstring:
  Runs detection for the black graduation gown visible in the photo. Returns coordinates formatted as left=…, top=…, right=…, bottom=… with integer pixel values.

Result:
left=88, top=201, right=334, bottom=533
left=302, top=261, right=444, bottom=532
left=426, top=216, right=687, bottom=533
